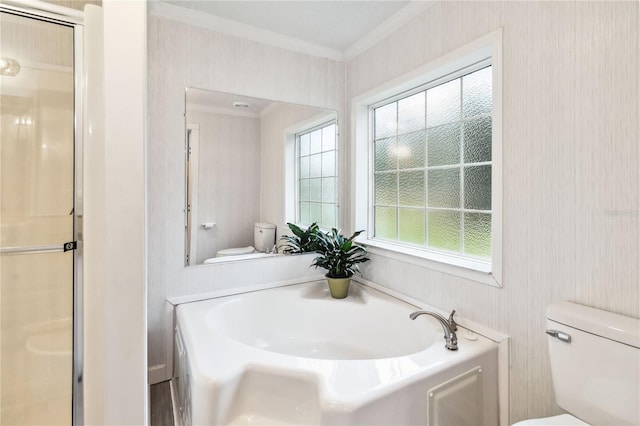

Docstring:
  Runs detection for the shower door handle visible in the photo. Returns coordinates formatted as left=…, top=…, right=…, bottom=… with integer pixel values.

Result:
left=1, top=241, right=77, bottom=255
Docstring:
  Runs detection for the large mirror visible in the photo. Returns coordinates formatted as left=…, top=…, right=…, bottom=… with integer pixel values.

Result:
left=184, top=88, right=337, bottom=266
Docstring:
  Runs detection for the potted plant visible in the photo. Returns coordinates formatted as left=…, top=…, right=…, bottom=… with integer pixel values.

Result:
left=280, top=222, right=321, bottom=254
left=311, top=228, right=370, bottom=299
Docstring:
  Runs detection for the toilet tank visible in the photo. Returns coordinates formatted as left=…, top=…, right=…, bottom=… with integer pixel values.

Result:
left=254, top=222, right=276, bottom=252
left=546, top=301, right=640, bottom=425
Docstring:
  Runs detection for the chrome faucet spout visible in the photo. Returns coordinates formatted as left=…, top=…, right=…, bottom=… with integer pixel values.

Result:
left=410, top=310, right=458, bottom=351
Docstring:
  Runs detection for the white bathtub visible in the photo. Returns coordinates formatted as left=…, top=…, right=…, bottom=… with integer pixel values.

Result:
left=174, top=281, right=499, bottom=426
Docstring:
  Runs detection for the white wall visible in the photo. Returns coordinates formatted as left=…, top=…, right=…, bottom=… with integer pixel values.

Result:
left=147, top=15, right=345, bottom=382
left=347, top=1, right=638, bottom=423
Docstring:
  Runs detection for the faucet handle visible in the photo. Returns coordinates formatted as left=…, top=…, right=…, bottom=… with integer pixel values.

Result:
left=448, top=310, right=458, bottom=331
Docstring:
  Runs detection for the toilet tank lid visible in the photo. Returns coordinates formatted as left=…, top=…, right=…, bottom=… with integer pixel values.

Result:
left=255, top=222, right=276, bottom=229
left=547, top=301, right=640, bottom=348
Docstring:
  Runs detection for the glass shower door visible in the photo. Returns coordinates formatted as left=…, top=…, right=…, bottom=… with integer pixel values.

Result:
left=0, top=11, right=75, bottom=425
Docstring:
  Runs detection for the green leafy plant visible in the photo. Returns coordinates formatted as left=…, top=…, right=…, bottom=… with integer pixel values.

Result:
left=280, top=222, right=321, bottom=254
left=311, top=228, right=370, bottom=278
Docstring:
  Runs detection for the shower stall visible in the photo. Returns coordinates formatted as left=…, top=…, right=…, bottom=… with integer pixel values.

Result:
left=0, top=2, right=83, bottom=424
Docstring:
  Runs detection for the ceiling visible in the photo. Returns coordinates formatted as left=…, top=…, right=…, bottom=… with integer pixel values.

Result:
left=166, top=1, right=410, bottom=52
left=152, top=1, right=430, bottom=60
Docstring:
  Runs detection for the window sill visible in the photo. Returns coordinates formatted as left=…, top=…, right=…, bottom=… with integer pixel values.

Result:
left=361, top=238, right=501, bottom=288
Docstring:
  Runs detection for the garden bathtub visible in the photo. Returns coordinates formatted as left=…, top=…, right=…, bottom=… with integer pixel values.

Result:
left=174, top=281, right=499, bottom=425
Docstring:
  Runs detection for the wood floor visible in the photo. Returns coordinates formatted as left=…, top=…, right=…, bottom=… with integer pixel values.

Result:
left=150, top=381, right=175, bottom=426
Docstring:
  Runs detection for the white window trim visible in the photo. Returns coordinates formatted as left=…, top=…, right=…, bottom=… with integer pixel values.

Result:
left=284, top=111, right=339, bottom=228
left=351, top=29, right=503, bottom=287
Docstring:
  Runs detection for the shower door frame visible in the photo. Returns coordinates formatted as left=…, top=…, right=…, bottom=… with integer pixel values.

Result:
left=0, top=2, right=85, bottom=425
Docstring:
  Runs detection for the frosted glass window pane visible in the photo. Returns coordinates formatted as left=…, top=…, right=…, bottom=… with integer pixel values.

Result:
left=428, top=123, right=461, bottom=166
left=310, top=129, right=322, bottom=154
left=398, top=131, right=426, bottom=169
left=300, top=134, right=310, bottom=156
left=322, top=124, right=336, bottom=151
left=299, top=202, right=310, bottom=223
left=463, top=117, right=492, bottom=163
left=321, top=151, right=335, bottom=177
left=322, top=203, right=336, bottom=228
left=374, top=137, right=396, bottom=171
left=464, top=213, right=491, bottom=258
left=375, top=173, right=397, bottom=205
left=322, top=177, right=335, bottom=203
left=399, top=171, right=425, bottom=207
left=428, top=210, right=461, bottom=252
left=299, top=155, right=310, bottom=178
left=309, top=154, right=321, bottom=177
left=427, top=79, right=461, bottom=127
left=464, top=165, right=491, bottom=210
left=398, top=92, right=425, bottom=134
left=375, top=207, right=397, bottom=240
left=375, top=102, right=397, bottom=139
left=399, top=209, right=425, bottom=245
left=428, top=168, right=460, bottom=208
left=299, top=178, right=310, bottom=201
left=463, top=66, right=492, bottom=118
left=309, top=178, right=322, bottom=202
left=309, top=203, right=322, bottom=224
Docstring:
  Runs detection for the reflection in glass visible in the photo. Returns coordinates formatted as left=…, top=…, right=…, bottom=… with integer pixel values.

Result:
left=184, top=88, right=337, bottom=264
left=1, top=12, right=74, bottom=425
left=296, top=121, right=338, bottom=228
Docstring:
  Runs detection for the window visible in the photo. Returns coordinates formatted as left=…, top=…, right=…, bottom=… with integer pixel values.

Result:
left=296, top=121, right=338, bottom=228
left=372, top=65, right=492, bottom=259
left=352, top=30, right=502, bottom=286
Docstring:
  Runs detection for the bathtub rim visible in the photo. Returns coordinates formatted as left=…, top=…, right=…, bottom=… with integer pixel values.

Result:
left=168, top=276, right=508, bottom=345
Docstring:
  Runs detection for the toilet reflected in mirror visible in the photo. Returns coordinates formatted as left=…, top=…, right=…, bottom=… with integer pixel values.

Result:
left=203, top=222, right=276, bottom=264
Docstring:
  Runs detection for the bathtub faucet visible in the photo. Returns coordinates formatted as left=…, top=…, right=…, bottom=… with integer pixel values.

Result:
left=409, top=309, right=458, bottom=351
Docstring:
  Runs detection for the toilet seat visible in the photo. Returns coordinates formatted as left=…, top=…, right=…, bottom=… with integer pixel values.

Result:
left=216, top=246, right=255, bottom=257
left=513, top=414, right=589, bottom=426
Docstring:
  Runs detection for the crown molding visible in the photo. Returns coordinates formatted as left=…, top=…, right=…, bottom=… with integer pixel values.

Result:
left=148, top=1, right=345, bottom=62
left=344, top=0, right=436, bottom=61
left=149, top=1, right=435, bottom=64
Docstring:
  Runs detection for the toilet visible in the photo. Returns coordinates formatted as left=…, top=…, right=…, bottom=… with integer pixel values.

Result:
left=204, top=222, right=276, bottom=263
left=513, top=301, right=639, bottom=425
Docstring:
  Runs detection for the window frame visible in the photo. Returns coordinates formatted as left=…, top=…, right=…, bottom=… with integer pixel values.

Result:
left=351, top=29, right=503, bottom=287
